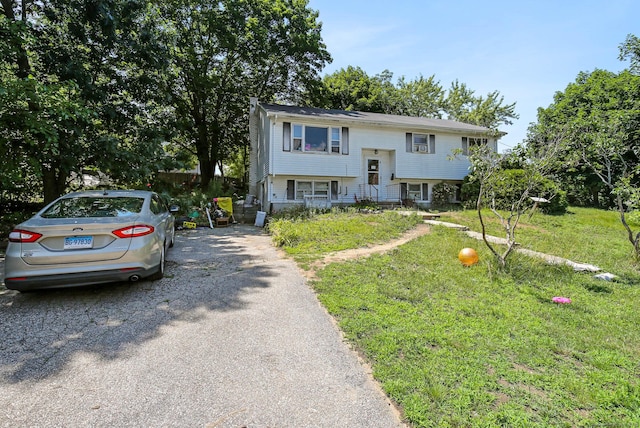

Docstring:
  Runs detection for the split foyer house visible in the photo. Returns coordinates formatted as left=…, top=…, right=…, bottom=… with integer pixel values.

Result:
left=248, top=97, right=503, bottom=212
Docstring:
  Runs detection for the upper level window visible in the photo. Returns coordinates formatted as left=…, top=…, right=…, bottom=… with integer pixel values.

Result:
left=291, top=124, right=340, bottom=153
left=462, top=137, right=488, bottom=155
left=406, top=132, right=436, bottom=154
left=284, top=122, right=348, bottom=154
left=293, top=124, right=303, bottom=150
left=331, top=128, right=340, bottom=153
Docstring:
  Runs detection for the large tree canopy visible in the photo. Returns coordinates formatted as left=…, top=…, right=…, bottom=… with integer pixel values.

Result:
left=1, top=0, right=331, bottom=200
left=308, top=66, right=393, bottom=112
left=161, top=0, right=331, bottom=188
left=527, top=69, right=640, bottom=207
left=1, top=0, right=174, bottom=203
left=308, top=68, right=518, bottom=131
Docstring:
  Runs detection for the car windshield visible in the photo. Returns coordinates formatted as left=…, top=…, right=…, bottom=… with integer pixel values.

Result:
left=41, top=197, right=144, bottom=218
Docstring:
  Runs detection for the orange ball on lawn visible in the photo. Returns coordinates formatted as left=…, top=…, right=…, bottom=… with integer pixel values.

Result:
left=458, top=247, right=479, bottom=266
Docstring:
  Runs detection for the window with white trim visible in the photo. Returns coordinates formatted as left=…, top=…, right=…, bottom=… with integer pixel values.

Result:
left=407, top=184, right=421, bottom=200
left=400, top=182, right=429, bottom=201
left=293, top=124, right=303, bottom=151
left=462, top=137, right=488, bottom=155
left=406, top=132, right=436, bottom=153
left=287, top=180, right=330, bottom=200
left=288, top=124, right=341, bottom=153
left=296, top=181, right=313, bottom=199
left=287, top=180, right=338, bottom=200
left=331, top=127, right=340, bottom=153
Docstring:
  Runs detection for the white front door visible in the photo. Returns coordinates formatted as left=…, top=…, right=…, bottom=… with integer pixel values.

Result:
left=367, top=159, right=379, bottom=185
left=363, top=158, right=381, bottom=200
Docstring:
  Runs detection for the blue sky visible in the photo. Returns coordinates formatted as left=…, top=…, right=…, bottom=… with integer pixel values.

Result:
left=306, top=0, right=639, bottom=151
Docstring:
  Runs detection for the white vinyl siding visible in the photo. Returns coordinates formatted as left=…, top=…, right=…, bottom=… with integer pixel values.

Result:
left=272, top=120, right=479, bottom=180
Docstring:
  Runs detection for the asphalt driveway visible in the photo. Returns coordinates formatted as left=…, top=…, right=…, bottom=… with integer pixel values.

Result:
left=0, top=225, right=405, bottom=427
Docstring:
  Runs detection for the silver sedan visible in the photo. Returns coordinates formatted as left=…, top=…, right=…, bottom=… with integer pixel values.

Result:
left=4, top=190, right=177, bottom=292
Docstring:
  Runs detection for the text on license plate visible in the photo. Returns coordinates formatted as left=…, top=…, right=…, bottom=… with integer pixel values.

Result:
left=64, top=236, right=93, bottom=249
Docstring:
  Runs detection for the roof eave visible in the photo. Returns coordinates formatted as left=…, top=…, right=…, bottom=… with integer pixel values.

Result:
left=260, top=103, right=501, bottom=137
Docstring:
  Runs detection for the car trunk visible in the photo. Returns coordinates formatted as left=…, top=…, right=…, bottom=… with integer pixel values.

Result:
left=18, top=217, right=137, bottom=266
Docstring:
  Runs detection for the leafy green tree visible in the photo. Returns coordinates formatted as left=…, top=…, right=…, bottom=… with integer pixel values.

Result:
left=528, top=69, right=640, bottom=208
left=577, top=110, right=640, bottom=255
left=312, top=69, right=517, bottom=132
left=310, top=66, right=387, bottom=112
left=389, top=74, right=444, bottom=118
left=1, top=0, right=173, bottom=203
left=528, top=39, right=640, bottom=257
left=444, top=80, right=518, bottom=130
left=308, top=66, right=400, bottom=113
left=619, top=33, right=640, bottom=75
left=160, top=0, right=331, bottom=188
left=462, top=142, right=562, bottom=267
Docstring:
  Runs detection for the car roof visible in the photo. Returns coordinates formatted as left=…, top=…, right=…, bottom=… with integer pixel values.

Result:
left=60, top=190, right=155, bottom=199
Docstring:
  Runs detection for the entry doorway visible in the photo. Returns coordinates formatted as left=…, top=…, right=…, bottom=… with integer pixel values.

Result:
left=367, top=159, right=379, bottom=185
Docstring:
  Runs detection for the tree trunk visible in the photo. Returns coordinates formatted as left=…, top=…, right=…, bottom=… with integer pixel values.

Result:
left=42, top=162, right=69, bottom=203
left=198, top=152, right=214, bottom=189
left=42, top=168, right=59, bottom=204
left=590, top=187, right=599, bottom=207
left=617, top=193, right=640, bottom=258
left=194, top=115, right=213, bottom=188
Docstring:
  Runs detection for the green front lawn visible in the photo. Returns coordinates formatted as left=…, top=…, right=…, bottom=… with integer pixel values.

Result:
left=440, top=207, right=640, bottom=278
left=271, top=207, right=640, bottom=427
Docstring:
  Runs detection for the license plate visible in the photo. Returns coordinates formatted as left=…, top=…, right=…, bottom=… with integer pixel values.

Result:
left=64, top=236, right=93, bottom=250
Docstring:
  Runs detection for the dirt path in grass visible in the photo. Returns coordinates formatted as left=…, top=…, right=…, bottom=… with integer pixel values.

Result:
left=303, top=223, right=431, bottom=280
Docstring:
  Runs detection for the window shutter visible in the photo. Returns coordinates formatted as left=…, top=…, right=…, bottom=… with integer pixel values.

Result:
left=462, top=137, right=468, bottom=155
left=286, top=180, right=295, bottom=200
left=406, top=133, right=413, bottom=152
left=429, top=134, right=436, bottom=154
left=283, top=122, right=291, bottom=151
left=341, top=127, right=349, bottom=155
left=400, top=183, right=408, bottom=199
left=422, top=183, right=429, bottom=201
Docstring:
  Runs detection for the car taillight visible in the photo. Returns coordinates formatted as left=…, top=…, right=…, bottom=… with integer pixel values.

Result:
left=112, top=225, right=155, bottom=238
left=8, top=229, right=43, bottom=243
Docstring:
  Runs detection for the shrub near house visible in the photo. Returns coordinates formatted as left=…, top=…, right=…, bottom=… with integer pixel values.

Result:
left=461, top=169, right=568, bottom=214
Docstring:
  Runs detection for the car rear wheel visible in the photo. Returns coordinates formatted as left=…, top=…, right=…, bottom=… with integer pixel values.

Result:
left=149, top=244, right=165, bottom=280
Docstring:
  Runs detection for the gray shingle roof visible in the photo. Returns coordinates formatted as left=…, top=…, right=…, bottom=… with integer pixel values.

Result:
left=260, top=103, right=502, bottom=136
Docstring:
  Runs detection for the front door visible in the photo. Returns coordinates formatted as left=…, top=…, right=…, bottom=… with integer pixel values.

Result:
left=364, top=158, right=380, bottom=199
left=367, top=159, right=379, bottom=185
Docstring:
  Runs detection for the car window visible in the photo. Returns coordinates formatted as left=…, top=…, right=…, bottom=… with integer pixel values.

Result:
left=150, top=195, right=160, bottom=215
left=151, top=195, right=169, bottom=215
left=41, top=197, right=144, bottom=218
